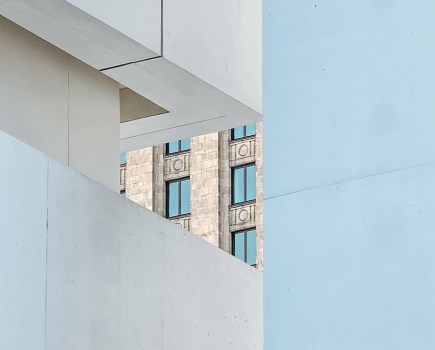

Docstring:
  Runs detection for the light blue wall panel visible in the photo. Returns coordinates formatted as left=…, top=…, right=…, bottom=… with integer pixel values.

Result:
left=264, top=1, right=435, bottom=198
left=0, top=130, right=48, bottom=350
left=264, top=1, right=435, bottom=348
left=265, top=164, right=435, bottom=349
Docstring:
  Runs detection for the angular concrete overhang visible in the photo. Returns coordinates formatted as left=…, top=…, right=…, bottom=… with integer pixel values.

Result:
left=0, top=0, right=262, bottom=150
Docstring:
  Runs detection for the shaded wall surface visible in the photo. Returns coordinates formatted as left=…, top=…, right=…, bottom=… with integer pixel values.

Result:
left=264, top=1, right=435, bottom=349
left=0, top=130, right=262, bottom=350
left=0, top=16, right=119, bottom=191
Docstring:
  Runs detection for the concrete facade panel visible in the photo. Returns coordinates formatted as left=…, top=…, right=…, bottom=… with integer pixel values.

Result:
left=0, top=16, right=69, bottom=163
left=264, top=163, right=435, bottom=349
left=38, top=154, right=262, bottom=350
left=264, top=3, right=435, bottom=346
left=0, top=131, right=48, bottom=350
left=68, top=57, right=120, bottom=191
left=163, top=231, right=263, bottom=350
left=264, top=1, right=435, bottom=198
left=164, top=0, right=262, bottom=113
left=67, top=0, right=161, bottom=54
left=0, top=17, right=120, bottom=191
left=46, top=160, right=163, bottom=350
left=0, top=1, right=157, bottom=69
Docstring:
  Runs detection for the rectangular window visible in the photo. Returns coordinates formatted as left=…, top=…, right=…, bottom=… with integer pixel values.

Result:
left=166, top=178, right=190, bottom=218
left=232, top=164, right=256, bottom=204
left=166, top=138, right=190, bottom=154
left=120, top=152, right=126, bottom=195
left=231, top=124, right=256, bottom=140
left=232, top=228, right=256, bottom=266
left=120, top=152, right=126, bottom=165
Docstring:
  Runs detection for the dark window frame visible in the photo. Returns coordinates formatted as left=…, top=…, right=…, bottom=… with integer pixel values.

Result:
left=165, top=177, right=190, bottom=218
left=165, top=139, right=190, bottom=155
left=231, top=163, right=256, bottom=205
left=231, top=124, right=256, bottom=140
left=232, top=228, right=257, bottom=267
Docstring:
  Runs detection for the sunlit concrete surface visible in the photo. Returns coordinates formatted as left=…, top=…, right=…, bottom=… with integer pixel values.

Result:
left=0, top=130, right=263, bottom=350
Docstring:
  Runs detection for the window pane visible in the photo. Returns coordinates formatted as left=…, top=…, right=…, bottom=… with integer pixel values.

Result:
left=246, top=229, right=256, bottom=266
left=168, top=140, right=179, bottom=154
left=180, top=138, right=190, bottom=151
left=120, top=152, right=126, bottom=165
left=234, top=232, right=245, bottom=262
left=180, top=179, right=190, bottom=215
left=246, top=123, right=256, bottom=137
left=246, top=164, right=256, bottom=201
left=232, top=126, right=245, bottom=140
left=168, top=181, right=179, bottom=217
left=232, top=167, right=245, bottom=204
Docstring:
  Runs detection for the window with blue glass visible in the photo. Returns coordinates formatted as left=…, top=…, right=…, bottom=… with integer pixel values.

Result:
left=232, top=228, right=256, bottom=266
left=166, top=177, right=190, bottom=218
left=231, top=124, right=256, bottom=140
left=120, top=152, right=126, bottom=165
left=166, top=138, right=190, bottom=155
left=231, top=163, right=256, bottom=204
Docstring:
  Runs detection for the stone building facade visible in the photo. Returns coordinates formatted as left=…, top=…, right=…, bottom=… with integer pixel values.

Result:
left=122, top=123, right=263, bottom=270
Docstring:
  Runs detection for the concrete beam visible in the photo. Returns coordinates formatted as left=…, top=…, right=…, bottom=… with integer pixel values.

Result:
left=110, top=58, right=261, bottom=151
left=0, top=0, right=262, bottom=148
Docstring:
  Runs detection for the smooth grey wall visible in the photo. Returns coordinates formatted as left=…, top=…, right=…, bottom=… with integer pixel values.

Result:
left=0, top=130, right=262, bottom=350
left=264, top=1, right=435, bottom=349
left=0, top=16, right=119, bottom=191
left=0, top=128, right=48, bottom=350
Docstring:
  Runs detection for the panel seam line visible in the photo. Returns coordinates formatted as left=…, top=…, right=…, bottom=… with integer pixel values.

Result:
left=100, top=55, right=162, bottom=72
left=44, top=161, right=49, bottom=350
left=67, top=57, right=70, bottom=166
left=160, top=0, right=164, bottom=56
left=121, top=116, right=226, bottom=140
left=264, top=160, right=435, bottom=201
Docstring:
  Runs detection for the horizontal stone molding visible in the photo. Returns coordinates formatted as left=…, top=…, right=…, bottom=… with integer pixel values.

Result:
left=170, top=215, right=191, bottom=231
left=164, top=152, right=190, bottom=180
left=229, top=201, right=256, bottom=232
left=229, top=137, right=256, bottom=167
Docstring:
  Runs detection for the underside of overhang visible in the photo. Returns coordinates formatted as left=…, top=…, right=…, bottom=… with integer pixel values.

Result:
left=120, top=87, right=168, bottom=124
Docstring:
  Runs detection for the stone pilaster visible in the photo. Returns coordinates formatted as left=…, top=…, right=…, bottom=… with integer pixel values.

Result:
left=152, top=145, right=165, bottom=216
left=190, top=132, right=220, bottom=247
left=218, top=130, right=231, bottom=253
left=255, top=122, right=264, bottom=271
left=125, top=147, right=154, bottom=210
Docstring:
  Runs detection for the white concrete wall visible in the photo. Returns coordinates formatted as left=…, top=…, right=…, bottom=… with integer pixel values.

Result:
left=0, top=130, right=48, bottom=350
left=68, top=57, right=120, bottom=191
left=66, top=0, right=161, bottom=54
left=264, top=1, right=435, bottom=349
left=0, top=1, right=158, bottom=69
left=0, top=17, right=119, bottom=191
left=0, top=130, right=262, bottom=350
left=164, top=0, right=262, bottom=113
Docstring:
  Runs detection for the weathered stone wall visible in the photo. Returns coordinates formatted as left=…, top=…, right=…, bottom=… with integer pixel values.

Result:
left=218, top=130, right=231, bottom=254
left=125, top=147, right=153, bottom=210
left=190, top=133, right=220, bottom=246
left=255, top=122, right=264, bottom=271
left=152, top=145, right=165, bottom=216
left=124, top=123, right=263, bottom=270
left=227, top=122, right=264, bottom=270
